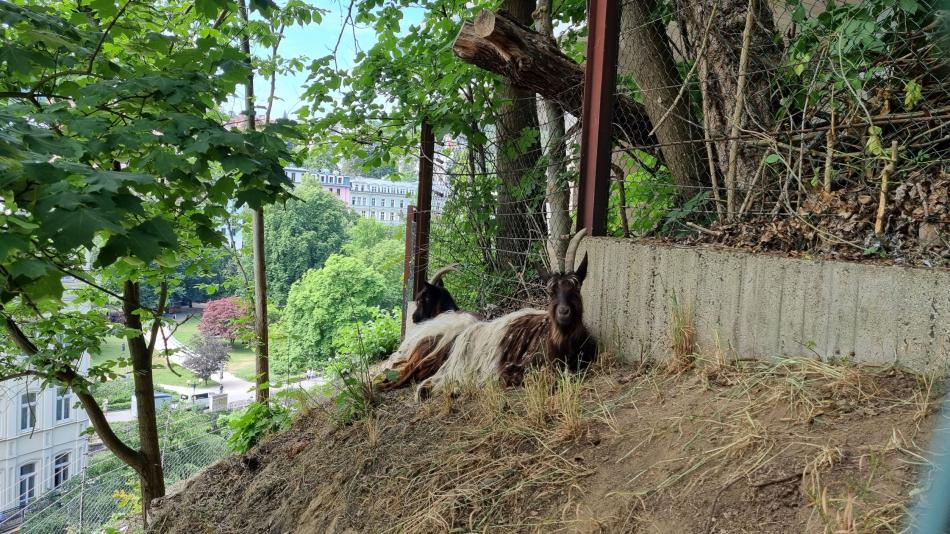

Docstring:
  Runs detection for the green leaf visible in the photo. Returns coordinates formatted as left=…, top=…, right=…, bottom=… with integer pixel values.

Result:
left=0, top=235, right=30, bottom=261
left=904, top=79, right=922, bottom=111
left=8, top=258, right=52, bottom=280
left=89, top=0, right=119, bottom=19
left=765, top=153, right=782, bottom=164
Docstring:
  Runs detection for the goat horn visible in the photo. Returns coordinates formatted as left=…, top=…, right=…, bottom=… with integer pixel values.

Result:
left=428, top=263, right=460, bottom=284
left=564, top=228, right=587, bottom=272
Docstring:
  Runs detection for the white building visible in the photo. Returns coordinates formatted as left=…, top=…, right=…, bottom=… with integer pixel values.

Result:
left=282, top=168, right=450, bottom=227
left=0, top=353, right=90, bottom=523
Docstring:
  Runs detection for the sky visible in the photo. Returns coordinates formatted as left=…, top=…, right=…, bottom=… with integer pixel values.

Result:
left=222, top=0, right=425, bottom=121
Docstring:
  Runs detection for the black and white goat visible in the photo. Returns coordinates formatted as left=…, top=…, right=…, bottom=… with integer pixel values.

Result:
left=375, top=265, right=479, bottom=391
left=409, top=264, right=462, bottom=325
left=416, top=230, right=595, bottom=399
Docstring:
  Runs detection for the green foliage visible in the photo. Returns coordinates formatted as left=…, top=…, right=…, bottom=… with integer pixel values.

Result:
left=279, top=254, right=389, bottom=369
left=341, top=218, right=405, bottom=308
left=607, top=152, right=678, bottom=237
left=320, top=351, right=379, bottom=425
left=0, top=0, right=299, bottom=388
left=91, top=377, right=133, bottom=410
left=220, top=400, right=291, bottom=453
left=333, top=307, right=400, bottom=362
left=263, top=177, right=356, bottom=304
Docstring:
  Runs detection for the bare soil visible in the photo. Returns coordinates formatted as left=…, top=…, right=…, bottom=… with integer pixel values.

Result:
left=149, top=356, right=941, bottom=533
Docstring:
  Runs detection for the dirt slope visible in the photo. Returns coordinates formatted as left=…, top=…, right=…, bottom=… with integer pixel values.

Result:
left=149, top=356, right=940, bottom=533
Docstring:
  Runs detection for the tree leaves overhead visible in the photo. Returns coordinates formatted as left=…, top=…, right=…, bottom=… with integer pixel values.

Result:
left=0, top=0, right=302, bottom=308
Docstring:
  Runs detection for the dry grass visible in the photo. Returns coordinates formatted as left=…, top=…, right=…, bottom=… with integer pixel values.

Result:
left=666, top=293, right=696, bottom=373
left=553, top=369, right=584, bottom=438
left=151, top=348, right=940, bottom=534
left=523, top=367, right=555, bottom=427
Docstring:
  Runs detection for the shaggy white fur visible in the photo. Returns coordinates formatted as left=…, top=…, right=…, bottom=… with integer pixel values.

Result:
left=380, top=310, right=480, bottom=374
left=416, top=308, right=546, bottom=399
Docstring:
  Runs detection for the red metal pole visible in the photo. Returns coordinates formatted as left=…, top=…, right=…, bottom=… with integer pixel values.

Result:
left=576, top=0, right=620, bottom=236
left=413, top=121, right=435, bottom=296
left=402, top=204, right=416, bottom=338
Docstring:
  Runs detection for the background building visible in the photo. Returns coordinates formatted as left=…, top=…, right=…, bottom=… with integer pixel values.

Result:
left=0, top=354, right=90, bottom=526
left=283, top=168, right=449, bottom=226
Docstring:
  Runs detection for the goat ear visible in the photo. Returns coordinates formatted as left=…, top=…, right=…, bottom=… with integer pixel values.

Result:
left=574, top=254, right=588, bottom=284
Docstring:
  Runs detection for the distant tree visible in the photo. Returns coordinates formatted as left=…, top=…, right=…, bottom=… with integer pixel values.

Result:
left=280, top=255, right=388, bottom=368
left=186, top=334, right=231, bottom=385
left=263, top=177, right=356, bottom=304
left=199, top=298, right=250, bottom=344
left=342, top=219, right=404, bottom=308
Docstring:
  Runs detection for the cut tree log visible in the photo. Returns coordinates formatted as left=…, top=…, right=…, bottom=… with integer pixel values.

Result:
left=453, top=10, right=656, bottom=148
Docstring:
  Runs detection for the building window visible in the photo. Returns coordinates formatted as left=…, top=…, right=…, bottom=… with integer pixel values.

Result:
left=400, top=200, right=404, bottom=209
left=361, top=210, right=366, bottom=217
left=379, top=212, right=385, bottom=221
left=53, top=453, right=69, bottom=488
left=338, top=176, right=343, bottom=184
left=19, top=464, right=35, bottom=506
left=55, top=387, right=70, bottom=422
left=371, top=198, right=376, bottom=207
left=371, top=186, right=377, bottom=193
left=390, top=199, right=395, bottom=207
left=20, top=392, right=36, bottom=431
left=389, top=213, right=395, bottom=222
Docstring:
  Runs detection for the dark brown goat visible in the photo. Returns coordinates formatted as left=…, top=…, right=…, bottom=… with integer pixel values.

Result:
left=416, top=230, right=595, bottom=399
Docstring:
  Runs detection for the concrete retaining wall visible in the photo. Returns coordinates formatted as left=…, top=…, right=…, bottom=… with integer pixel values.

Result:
left=580, top=237, right=950, bottom=370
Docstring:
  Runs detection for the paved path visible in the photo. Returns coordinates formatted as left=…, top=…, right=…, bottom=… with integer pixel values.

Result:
left=105, top=327, right=328, bottom=421
left=105, top=409, right=134, bottom=423
left=157, top=326, right=327, bottom=403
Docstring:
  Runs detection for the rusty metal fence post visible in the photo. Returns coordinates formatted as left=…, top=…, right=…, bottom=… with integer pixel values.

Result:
left=576, top=0, right=620, bottom=236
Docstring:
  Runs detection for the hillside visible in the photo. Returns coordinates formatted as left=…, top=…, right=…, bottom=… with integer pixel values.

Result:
left=149, top=355, right=939, bottom=533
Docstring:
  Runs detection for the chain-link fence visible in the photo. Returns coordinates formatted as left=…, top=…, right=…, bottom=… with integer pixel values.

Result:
left=409, top=0, right=947, bottom=321
left=609, top=0, right=948, bottom=264
left=16, top=408, right=232, bottom=534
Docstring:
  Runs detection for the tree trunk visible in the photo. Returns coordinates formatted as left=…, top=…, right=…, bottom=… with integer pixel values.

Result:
left=494, top=0, right=544, bottom=270
left=675, top=0, right=781, bottom=194
left=618, top=0, right=707, bottom=198
left=238, top=0, right=270, bottom=402
left=454, top=11, right=656, bottom=148
left=533, top=0, right=571, bottom=271
left=122, top=281, right=166, bottom=521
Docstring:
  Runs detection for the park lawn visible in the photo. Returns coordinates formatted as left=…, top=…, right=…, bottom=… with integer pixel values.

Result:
left=172, top=313, right=202, bottom=345
left=152, top=359, right=218, bottom=388
left=227, top=345, right=258, bottom=382
left=89, top=336, right=131, bottom=371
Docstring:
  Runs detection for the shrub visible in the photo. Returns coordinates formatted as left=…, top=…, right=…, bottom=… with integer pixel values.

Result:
left=220, top=401, right=292, bottom=453
left=333, top=307, right=400, bottom=362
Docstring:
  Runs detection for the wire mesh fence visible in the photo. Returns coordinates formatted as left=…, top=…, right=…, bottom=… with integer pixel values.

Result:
left=610, top=0, right=948, bottom=264
left=413, top=0, right=948, bottom=320
left=16, top=408, right=232, bottom=534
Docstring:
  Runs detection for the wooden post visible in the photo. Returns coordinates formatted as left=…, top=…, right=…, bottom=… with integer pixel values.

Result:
left=413, top=121, right=435, bottom=296
left=401, top=205, right=416, bottom=338
left=576, top=0, right=620, bottom=235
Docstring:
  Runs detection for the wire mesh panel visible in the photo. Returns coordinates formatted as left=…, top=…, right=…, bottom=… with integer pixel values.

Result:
left=425, top=1, right=947, bottom=321
left=609, top=0, right=948, bottom=265
left=19, top=409, right=233, bottom=534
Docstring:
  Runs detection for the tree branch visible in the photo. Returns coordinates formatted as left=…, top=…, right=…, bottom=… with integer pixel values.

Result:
left=88, top=0, right=135, bottom=75
left=146, top=281, right=168, bottom=357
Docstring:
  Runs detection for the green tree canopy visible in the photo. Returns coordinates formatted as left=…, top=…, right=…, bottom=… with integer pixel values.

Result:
left=263, top=177, right=356, bottom=304
left=280, top=254, right=388, bottom=368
